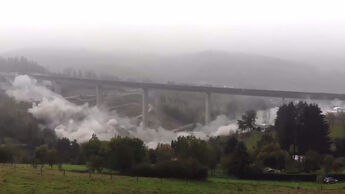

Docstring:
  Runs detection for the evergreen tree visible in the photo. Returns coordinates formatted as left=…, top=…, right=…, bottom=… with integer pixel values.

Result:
left=296, top=103, right=331, bottom=154
left=275, top=102, right=297, bottom=154
left=275, top=102, right=331, bottom=155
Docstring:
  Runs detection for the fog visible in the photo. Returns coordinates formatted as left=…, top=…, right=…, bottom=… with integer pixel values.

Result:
left=4, top=75, right=342, bottom=147
left=2, top=0, right=345, bottom=92
left=1, top=0, right=345, bottom=65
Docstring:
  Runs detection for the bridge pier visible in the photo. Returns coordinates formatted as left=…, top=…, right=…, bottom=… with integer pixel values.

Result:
left=142, top=88, right=149, bottom=130
left=52, top=81, right=61, bottom=94
left=282, top=97, right=286, bottom=105
left=205, top=92, right=212, bottom=125
left=96, top=84, right=103, bottom=108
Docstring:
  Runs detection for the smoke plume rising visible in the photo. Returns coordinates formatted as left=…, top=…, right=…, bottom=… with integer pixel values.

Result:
left=7, top=75, right=324, bottom=148
left=5, top=75, right=244, bottom=147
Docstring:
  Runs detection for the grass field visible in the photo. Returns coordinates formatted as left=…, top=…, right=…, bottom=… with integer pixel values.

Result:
left=56, top=164, right=117, bottom=174
left=1, top=164, right=345, bottom=193
left=59, top=164, right=88, bottom=171
left=330, top=124, right=345, bottom=139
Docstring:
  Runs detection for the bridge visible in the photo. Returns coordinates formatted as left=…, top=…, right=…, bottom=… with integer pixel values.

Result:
left=23, top=74, right=345, bottom=129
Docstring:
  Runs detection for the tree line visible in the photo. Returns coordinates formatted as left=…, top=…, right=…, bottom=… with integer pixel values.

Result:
left=0, top=57, right=46, bottom=73
left=1, top=96, right=345, bottom=179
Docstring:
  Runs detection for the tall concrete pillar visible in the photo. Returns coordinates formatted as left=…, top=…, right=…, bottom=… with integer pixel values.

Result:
left=142, top=88, right=149, bottom=130
left=96, top=84, right=103, bottom=108
left=205, top=92, right=212, bottom=125
left=52, top=81, right=61, bottom=94
left=282, top=97, right=286, bottom=105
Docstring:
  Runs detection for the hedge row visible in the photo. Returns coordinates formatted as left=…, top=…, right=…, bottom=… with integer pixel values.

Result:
left=128, top=159, right=208, bottom=180
left=239, top=173, right=345, bottom=182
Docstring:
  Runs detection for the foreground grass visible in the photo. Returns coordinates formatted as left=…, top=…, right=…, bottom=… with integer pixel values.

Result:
left=60, top=164, right=88, bottom=171
left=1, top=164, right=345, bottom=194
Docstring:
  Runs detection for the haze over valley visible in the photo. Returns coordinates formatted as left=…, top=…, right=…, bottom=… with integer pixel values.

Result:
left=2, top=48, right=345, bottom=93
left=2, top=1, right=345, bottom=193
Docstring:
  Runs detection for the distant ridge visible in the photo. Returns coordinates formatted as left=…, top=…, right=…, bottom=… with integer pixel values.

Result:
left=2, top=48, right=345, bottom=93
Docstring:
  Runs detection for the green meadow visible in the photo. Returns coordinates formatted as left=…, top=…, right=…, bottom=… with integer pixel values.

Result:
left=0, top=164, right=345, bottom=194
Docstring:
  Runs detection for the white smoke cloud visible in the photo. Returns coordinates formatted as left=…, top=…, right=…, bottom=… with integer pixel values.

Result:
left=4, top=75, right=206, bottom=147
left=289, top=98, right=345, bottom=114
left=256, top=107, right=278, bottom=126
left=6, top=75, right=139, bottom=142
left=5, top=75, right=288, bottom=148
left=6, top=74, right=57, bottom=101
left=317, top=99, right=345, bottom=114
left=192, top=115, right=238, bottom=138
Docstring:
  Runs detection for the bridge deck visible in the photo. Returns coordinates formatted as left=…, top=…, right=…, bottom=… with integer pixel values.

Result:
left=30, top=74, right=345, bottom=100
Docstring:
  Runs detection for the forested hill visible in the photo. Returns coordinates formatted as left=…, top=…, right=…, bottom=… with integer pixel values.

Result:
left=0, top=56, right=46, bottom=73
left=3, top=49, right=345, bottom=92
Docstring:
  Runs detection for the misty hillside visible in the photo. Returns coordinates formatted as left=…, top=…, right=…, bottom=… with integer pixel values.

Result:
left=144, top=51, right=317, bottom=91
left=0, top=56, right=46, bottom=74
left=2, top=49, right=345, bottom=93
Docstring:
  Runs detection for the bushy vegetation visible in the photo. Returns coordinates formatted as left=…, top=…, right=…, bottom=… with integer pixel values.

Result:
left=0, top=145, right=13, bottom=163
left=2, top=97, right=345, bottom=182
left=79, top=135, right=214, bottom=180
left=130, top=159, right=208, bottom=180
left=256, top=143, right=290, bottom=170
left=0, top=97, right=58, bottom=162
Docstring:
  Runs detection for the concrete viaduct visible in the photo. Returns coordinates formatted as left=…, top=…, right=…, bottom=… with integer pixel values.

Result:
left=29, top=74, right=345, bottom=129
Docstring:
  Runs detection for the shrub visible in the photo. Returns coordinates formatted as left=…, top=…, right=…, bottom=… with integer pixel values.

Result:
left=323, top=155, right=334, bottom=175
left=256, top=143, right=290, bottom=170
left=333, top=157, right=345, bottom=169
left=332, top=163, right=339, bottom=172
left=316, top=174, right=325, bottom=183
left=130, top=163, right=155, bottom=177
left=130, top=159, right=208, bottom=180
left=285, top=159, right=302, bottom=174
left=222, top=142, right=252, bottom=177
left=303, top=150, right=321, bottom=172
left=155, top=144, right=174, bottom=163
left=148, top=149, right=157, bottom=164
left=240, top=173, right=345, bottom=182
left=107, top=136, right=147, bottom=172
left=0, top=146, right=13, bottom=163
left=171, top=136, right=210, bottom=166
left=86, top=155, right=104, bottom=173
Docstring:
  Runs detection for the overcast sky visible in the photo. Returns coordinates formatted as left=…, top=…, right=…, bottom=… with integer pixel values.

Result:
left=1, top=0, right=345, bottom=66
